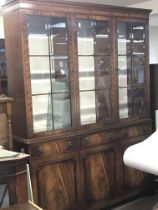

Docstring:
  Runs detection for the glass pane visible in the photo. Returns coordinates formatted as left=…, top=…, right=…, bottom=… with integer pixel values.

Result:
left=133, top=87, right=144, bottom=98
left=32, top=95, right=53, bottom=132
left=50, top=17, right=68, bottom=56
left=118, top=56, right=131, bottom=87
left=51, top=56, right=70, bottom=92
left=96, top=90, right=111, bottom=121
left=95, top=56, right=111, bottom=89
left=119, top=88, right=132, bottom=119
left=94, top=21, right=111, bottom=55
left=79, top=56, right=95, bottom=90
left=53, top=93, right=71, bottom=129
left=27, top=15, right=49, bottom=55
left=77, top=20, right=94, bottom=55
left=132, top=55, right=145, bottom=85
left=30, top=57, right=51, bottom=94
left=118, top=22, right=131, bottom=55
left=132, top=23, right=145, bottom=55
left=133, top=99, right=145, bottom=117
left=132, top=23, right=145, bottom=41
left=80, top=91, right=96, bottom=125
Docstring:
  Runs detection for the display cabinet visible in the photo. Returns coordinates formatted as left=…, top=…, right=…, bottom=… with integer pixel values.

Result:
left=0, top=96, right=13, bottom=149
left=0, top=39, right=7, bottom=95
left=2, top=1, right=152, bottom=210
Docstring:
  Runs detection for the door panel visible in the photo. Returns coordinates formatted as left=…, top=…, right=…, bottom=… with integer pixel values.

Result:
left=38, top=159, right=77, bottom=210
left=122, top=140, right=149, bottom=190
left=82, top=148, right=116, bottom=204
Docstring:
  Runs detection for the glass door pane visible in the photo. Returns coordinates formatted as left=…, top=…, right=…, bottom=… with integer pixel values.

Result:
left=50, top=17, right=71, bottom=130
left=27, top=15, right=72, bottom=132
left=118, top=21, right=146, bottom=120
left=77, top=19, right=112, bottom=125
left=118, top=22, right=132, bottom=119
left=28, top=15, right=49, bottom=55
left=32, top=94, right=53, bottom=132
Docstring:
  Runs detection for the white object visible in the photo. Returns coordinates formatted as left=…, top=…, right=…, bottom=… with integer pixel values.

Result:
left=0, top=149, right=19, bottom=158
left=123, top=130, right=158, bottom=176
left=155, top=110, right=158, bottom=130
left=27, top=164, right=34, bottom=202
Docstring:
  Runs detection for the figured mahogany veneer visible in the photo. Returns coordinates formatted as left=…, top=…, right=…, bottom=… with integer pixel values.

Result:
left=2, top=1, right=153, bottom=210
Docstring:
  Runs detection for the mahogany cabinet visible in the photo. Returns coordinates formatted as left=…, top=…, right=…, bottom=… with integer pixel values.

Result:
left=2, top=1, right=153, bottom=210
left=0, top=39, right=7, bottom=95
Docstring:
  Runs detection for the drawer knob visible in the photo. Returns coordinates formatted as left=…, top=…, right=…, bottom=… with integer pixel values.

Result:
left=67, top=141, right=73, bottom=150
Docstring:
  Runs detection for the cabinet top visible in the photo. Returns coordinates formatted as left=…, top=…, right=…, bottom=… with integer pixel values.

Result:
left=2, top=0, right=152, bottom=15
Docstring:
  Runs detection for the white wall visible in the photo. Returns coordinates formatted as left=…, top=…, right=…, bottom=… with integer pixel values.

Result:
left=149, top=26, right=158, bottom=64
left=0, top=16, right=4, bottom=38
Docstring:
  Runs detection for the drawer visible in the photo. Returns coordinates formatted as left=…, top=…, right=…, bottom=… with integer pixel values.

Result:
left=30, top=138, right=80, bottom=159
left=119, top=124, right=152, bottom=140
left=80, top=131, right=115, bottom=147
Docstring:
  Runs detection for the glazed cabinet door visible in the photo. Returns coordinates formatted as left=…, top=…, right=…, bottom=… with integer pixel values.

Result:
left=80, top=144, right=117, bottom=209
left=74, top=16, right=114, bottom=126
left=26, top=13, right=74, bottom=135
left=117, top=19, right=149, bottom=120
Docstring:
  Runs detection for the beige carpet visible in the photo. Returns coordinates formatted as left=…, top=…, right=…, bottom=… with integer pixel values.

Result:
left=113, top=194, right=158, bottom=210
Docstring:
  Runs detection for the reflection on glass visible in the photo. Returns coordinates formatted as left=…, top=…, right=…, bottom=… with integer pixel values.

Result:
left=32, top=95, right=53, bottom=132
left=132, top=23, right=145, bottom=55
left=27, top=15, right=49, bottom=55
left=28, top=15, right=71, bottom=132
left=79, top=56, right=95, bottom=90
left=77, top=19, right=112, bottom=124
left=94, top=21, right=111, bottom=55
left=51, top=56, right=70, bottom=92
left=78, top=37, right=94, bottom=55
left=118, top=22, right=146, bottom=120
left=133, top=68, right=144, bottom=85
left=96, top=90, right=111, bottom=121
left=77, top=20, right=94, bottom=55
left=118, top=22, right=131, bottom=55
left=132, top=55, right=145, bottom=84
left=132, top=23, right=145, bottom=41
left=132, top=42, right=145, bottom=55
left=80, top=91, right=96, bottom=124
left=30, top=57, right=51, bottom=94
left=50, top=17, right=68, bottom=56
left=119, top=88, right=131, bottom=119
left=77, top=20, right=111, bottom=55
left=53, top=93, right=71, bottom=129
left=133, top=88, right=144, bottom=98
left=95, top=56, right=111, bottom=89
left=133, top=99, right=144, bottom=117
left=118, top=56, right=131, bottom=87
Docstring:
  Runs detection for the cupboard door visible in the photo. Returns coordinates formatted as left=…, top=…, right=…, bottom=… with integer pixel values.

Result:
left=122, top=140, right=149, bottom=190
left=27, top=15, right=72, bottom=133
left=37, top=158, right=78, bottom=210
left=76, top=18, right=112, bottom=125
left=117, top=21, right=147, bottom=120
left=81, top=147, right=116, bottom=206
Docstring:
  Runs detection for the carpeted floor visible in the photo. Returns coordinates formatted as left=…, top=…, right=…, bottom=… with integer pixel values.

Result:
left=113, top=194, right=158, bottom=210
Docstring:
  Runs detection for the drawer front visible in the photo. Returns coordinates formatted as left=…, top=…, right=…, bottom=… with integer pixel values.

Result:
left=119, top=124, right=152, bottom=140
left=30, top=138, right=80, bottom=159
left=80, top=131, right=116, bottom=147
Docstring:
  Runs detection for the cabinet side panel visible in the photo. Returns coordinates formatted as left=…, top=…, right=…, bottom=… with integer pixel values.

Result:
left=4, top=12, right=27, bottom=138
